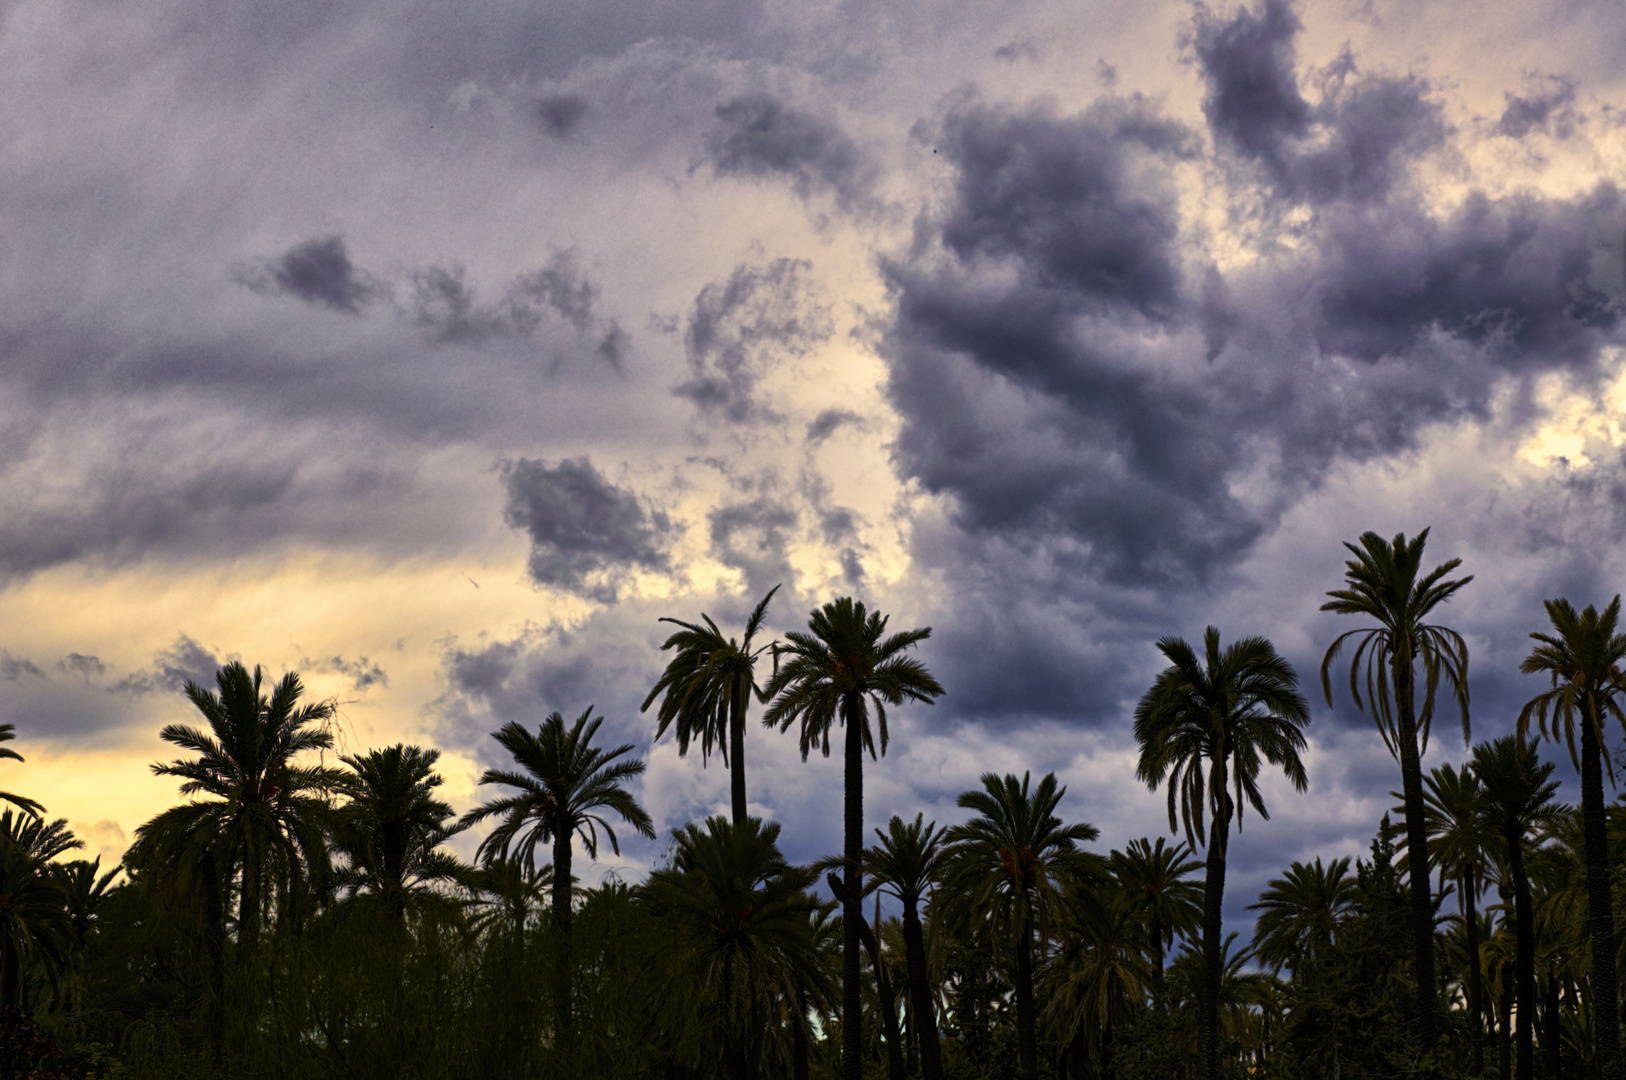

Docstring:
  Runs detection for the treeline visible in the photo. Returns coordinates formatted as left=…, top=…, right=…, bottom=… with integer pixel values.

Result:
left=0, top=528, right=1624, bottom=1080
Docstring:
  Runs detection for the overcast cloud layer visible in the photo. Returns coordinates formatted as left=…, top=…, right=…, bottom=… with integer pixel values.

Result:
left=4, top=0, right=1626, bottom=930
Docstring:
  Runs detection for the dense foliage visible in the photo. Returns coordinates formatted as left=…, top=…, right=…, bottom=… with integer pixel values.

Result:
left=5, top=532, right=1626, bottom=1080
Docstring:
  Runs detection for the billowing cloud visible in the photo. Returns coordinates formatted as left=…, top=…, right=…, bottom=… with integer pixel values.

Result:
left=706, top=93, right=865, bottom=206
left=502, top=457, right=674, bottom=601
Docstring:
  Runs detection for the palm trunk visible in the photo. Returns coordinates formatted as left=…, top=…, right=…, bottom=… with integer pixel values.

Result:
left=1198, top=778, right=1231, bottom=1080
left=730, top=680, right=748, bottom=828
left=843, top=698, right=863, bottom=1080
left=1543, top=964, right=1561, bottom=1080
left=1393, top=655, right=1438, bottom=1052
left=239, top=852, right=262, bottom=960
left=1014, top=912, right=1039, bottom=1080
left=723, top=951, right=747, bottom=1080
left=1581, top=711, right=1621, bottom=1080
left=1150, top=909, right=1165, bottom=1012
left=1510, top=828, right=1533, bottom=1080
left=1498, top=971, right=1512, bottom=1080
left=1464, top=867, right=1486, bottom=1077
left=553, top=824, right=574, bottom=1059
left=792, top=983, right=810, bottom=1080
left=902, top=899, right=944, bottom=1080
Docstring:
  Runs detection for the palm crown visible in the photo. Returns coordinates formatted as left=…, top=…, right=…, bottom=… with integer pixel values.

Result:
left=1517, top=595, right=1626, bottom=778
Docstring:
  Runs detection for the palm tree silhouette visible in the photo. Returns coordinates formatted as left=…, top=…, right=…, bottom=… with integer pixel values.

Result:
left=1420, top=760, right=1493, bottom=1072
left=1136, top=627, right=1309, bottom=1080
left=1518, top=595, right=1626, bottom=1080
left=0, top=726, right=42, bottom=818
left=641, top=815, right=830, bottom=1080
left=1321, top=528, right=1472, bottom=1051
left=1246, top=857, right=1354, bottom=982
left=463, top=707, right=654, bottom=1057
left=642, top=585, right=778, bottom=826
left=1109, top=836, right=1202, bottom=1009
left=763, top=596, right=943, bottom=1080
left=860, top=813, right=948, bottom=1080
left=139, top=662, right=341, bottom=958
left=940, top=771, right=1101, bottom=1080
left=1473, top=735, right=1559, bottom=1080
left=0, top=811, right=79, bottom=1010
left=332, top=744, right=471, bottom=929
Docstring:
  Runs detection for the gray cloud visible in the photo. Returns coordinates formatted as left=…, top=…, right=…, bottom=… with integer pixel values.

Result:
left=674, top=259, right=833, bottom=424
left=0, top=653, right=46, bottom=683
left=301, top=654, right=390, bottom=691
left=536, top=93, right=590, bottom=138
left=708, top=495, right=798, bottom=597
left=58, top=653, right=107, bottom=680
left=1497, top=75, right=1578, bottom=140
left=804, top=407, right=863, bottom=444
left=706, top=93, right=865, bottom=205
left=235, top=235, right=380, bottom=313
left=502, top=457, right=674, bottom=601
left=111, top=635, right=226, bottom=695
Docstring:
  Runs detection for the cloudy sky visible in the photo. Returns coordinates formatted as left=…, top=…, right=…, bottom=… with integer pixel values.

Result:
left=4, top=0, right=1626, bottom=929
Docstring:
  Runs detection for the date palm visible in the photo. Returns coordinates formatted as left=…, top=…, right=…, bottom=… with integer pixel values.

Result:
left=1473, top=735, right=1559, bottom=1080
left=463, top=707, right=655, bottom=1056
left=1109, top=836, right=1202, bottom=1009
left=859, top=814, right=949, bottom=1080
left=140, top=662, right=341, bottom=958
left=0, top=812, right=79, bottom=1009
left=1135, top=627, right=1309, bottom=1080
left=1321, top=528, right=1472, bottom=1051
left=332, top=744, right=471, bottom=928
left=763, top=596, right=943, bottom=1080
left=940, top=771, right=1101, bottom=1080
left=1517, top=595, right=1626, bottom=1080
left=0, top=725, right=42, bottom=818
left=641, top=815, right=829, bottom=1080
left=1421, top=760, right=1493, bottom=1072
left=1246, top=856, right=1354, bottom=981
left=642, top=586, right=778, bottom=827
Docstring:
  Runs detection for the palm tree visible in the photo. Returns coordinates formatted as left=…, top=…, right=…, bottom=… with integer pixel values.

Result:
left=1518, top=595, right=1626, bottom=1080
left=138, top=662, right=341, bottom=958
left=1246, top=857, right=1355, bottom=982
left=1135, top=627, right=1309, bottom=1080
left=1109, top=836, right=1202, bottom=1009
left=763, top=596, right=944, bottom=1080
left=642, top=815, right=832, bottom=1080
left=51, top=856, right=118, bottom=1019
left=332, top=744, right=471, bottom=928
left=463, top=707, right=655, bottom=1055
left=0, top=726, right=41, bottom=818
left=1321, top=528, right=1472, bottom=1051
left=1042, top=888, right=1152, bottom=1070
left=859, top=814, right=949, bottom=1080
left=0, top=812, right=79, bottom=1010
left=940, top=771, right=1101, bottom=1080
left=642, top=586, right=778, bottom=827
left=1420, top=760, right=1493, bottom=1072
left=1473, top=735, right=1559, bottom=1080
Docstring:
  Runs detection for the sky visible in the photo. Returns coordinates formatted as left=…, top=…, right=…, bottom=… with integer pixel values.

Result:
left=4, top=0, right=1626, bottom=935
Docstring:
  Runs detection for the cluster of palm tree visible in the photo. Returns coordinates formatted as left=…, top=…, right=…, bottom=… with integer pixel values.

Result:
left=3, top=529, right=1626, bottom=1080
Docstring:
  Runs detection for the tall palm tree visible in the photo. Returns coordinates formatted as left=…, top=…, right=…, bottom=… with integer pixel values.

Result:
left=643, top=586, right=778, bottom=827
left=1321, top=528, right=1472, bottom=1051
left=332, top=744, right=471, bottom=928
left=763, top=596, right=943, bottom=1080
left=1518, top=595, right=1626, bottom=1080
left=1042, top=887, right=1152, bottom=1069
left=1109, top=836, right=1202, bottom=1009
left=1135, top=627, right=1309, bottom=1080
left=52, top=856, right=119, bottom=1019
left=640, top=815, right=832, bottom=1080
left=0, top=812, right=79, bottom=1010
left=463, top=707, right=655, bottom=1055
left=0, top=725, right=42, bottom=818
left=138, top=662, right=341, bottom=958
left=1246, top=857, right=1355, bottom=981
left=940, top=771, right=1101, bottom=1080
left=859, top=814, right=948, bottom=1080
left=1473, top=735, right=1559, bottom=1080
left=1420, top=760, right=1493, bottom=1072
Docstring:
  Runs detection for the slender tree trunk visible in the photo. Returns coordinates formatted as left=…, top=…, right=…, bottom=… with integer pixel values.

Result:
left=1499, top=971, right=1513, bottom=1080
left=902, top=900, right=944, bottom=1080
left=1198, top=776, right=1231, bottom=1080
left=723, top=951, right=747, bottom=1080
left=552, top=824, right=574, bottom=1060
left=843, top=699, right=863, bottom=1080
left=1581, top=712, right=1620, bottom=1080
left=1511, top=829, right=1534, bottom=1080
left=792, top=983, right=810, bottom=1080
left=1465, top=867, right=1486, bottom=1077
left=1014, top=912, right=1040, bottom=1080
left=730, top=680, right=748, bottom=828
left=1544, top=964, right=1561, bottom=1080
left=239, top=852, right=262, bottom=960
left=1393, top=655, right=1439, bottom=1052
left=1150, top=909, right=1165, bottom=1012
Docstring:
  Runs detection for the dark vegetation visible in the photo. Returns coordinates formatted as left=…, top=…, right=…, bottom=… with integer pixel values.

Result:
left=4, top=531, right=1626, bottom=1079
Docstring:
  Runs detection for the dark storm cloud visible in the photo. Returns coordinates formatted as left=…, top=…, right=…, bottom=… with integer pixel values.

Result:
left=300, top=654, right=390, bottom=691
left=1192, top=0, right=1445, bottom=205
left=535, top=93, right=589, bottom=138
left=673, top=259, right=833, bottom=424
left=235, top=236, right=380, bottom=313
left=706, top=93, right=864, bottom=205
left=111, top=635, right=226, bottom=695
left=707, top=496, right=799, bottom=597
left=1497, top=75, right=1578, bottom=140
left=501, top=457, right=674, bottom=602
left=408, top=252, right=621, bottom=355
